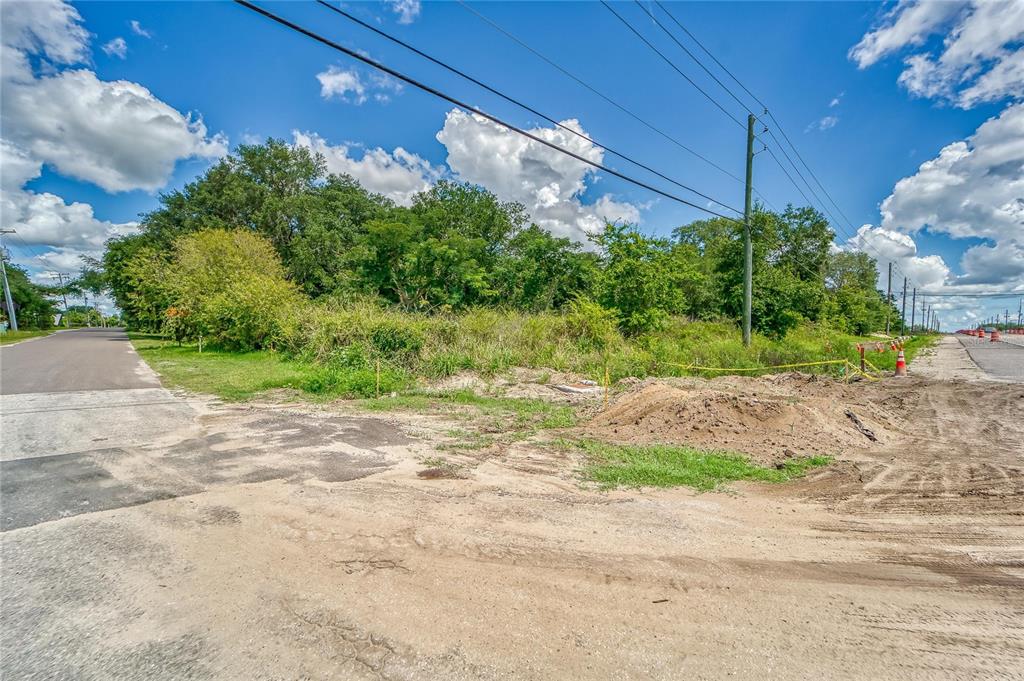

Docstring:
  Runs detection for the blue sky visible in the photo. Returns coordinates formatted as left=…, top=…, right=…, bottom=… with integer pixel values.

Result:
left=2, top=0, right=1022, bottom=325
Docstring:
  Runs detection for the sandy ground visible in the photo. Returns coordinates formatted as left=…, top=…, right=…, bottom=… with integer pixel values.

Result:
left=3, top=338, right=1023, bottom=680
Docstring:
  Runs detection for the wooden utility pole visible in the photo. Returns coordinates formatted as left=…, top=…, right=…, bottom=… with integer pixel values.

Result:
left=885, top=261, right=892, bottom=335
left=900, top=277, right=907, bottom=335
left=742, top=113, right=755, bottom=347
left=910, top=288, right=916, bottom=331
left=0, top=229, right=18, bottom=331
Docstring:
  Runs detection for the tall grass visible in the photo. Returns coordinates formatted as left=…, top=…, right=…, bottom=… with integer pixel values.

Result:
left=133, top=303, right=938, bottom=400
left=283, top=300, right=938, bottom=383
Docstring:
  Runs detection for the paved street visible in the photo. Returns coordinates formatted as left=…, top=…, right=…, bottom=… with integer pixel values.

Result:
left=1, top=327, right=162, bottom=394
left=1, top=329, right=412, bottom=679
left=955, top=333, right=1024, bottom=382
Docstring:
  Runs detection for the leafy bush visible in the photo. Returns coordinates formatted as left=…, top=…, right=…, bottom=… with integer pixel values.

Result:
left=165, top=229, right=304, bottom=350
left=300, top=363, right=410, bottom=398
left=370, top=321, right=425, bottom=360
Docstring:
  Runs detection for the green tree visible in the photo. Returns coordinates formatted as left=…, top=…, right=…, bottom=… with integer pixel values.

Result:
left=352, top=218, right=493, bottom=311
left=592, top=223, right=684, bottom=334
left=144, top=139, right=325, bottom=251
left=287, top=174, right=394, bottom=297
left=826, top=251, right=890, bottom=334
left=492, top=225, right=599, bottom=311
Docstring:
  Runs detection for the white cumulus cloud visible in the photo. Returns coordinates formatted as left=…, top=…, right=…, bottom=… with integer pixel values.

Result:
left=0, top=0, right=90, bottom=82
left=316, top=65, right=402, bottom=105
left=292, top=131, right=440, bottom=206
left=317, top=65, right=366, bottom=103
left=844, top=103, right=1024, bottom=323
left=0, top=0, right=224, bottom=277
left=851, top=0, right=1024, bottom=108
left=3, top=69, right=227, bottom=192
left=435, top=109, right=642, bottom=242
left=2, top=141, right=139, bottom=251
left=2, top=0, right=227, bottom=193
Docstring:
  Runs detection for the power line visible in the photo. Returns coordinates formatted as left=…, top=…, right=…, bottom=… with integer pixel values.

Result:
left=636, top=1, right=751, bottom=115
left=915, top=291, right=1024, bottom=298
left=653, top=1, right=768, bottom=112
left=591, top=4, right=890, bottom=308
left=314, top=0, right=742, bottom=215
left=764, top=147, right=815, bottom=208
left=233, top=0, right=741, bottom=222
left=454, top=0, right=751, bottom=190
left=600, top=0, right=746, bottom=130
left=643, top=3, right=922, bottom=291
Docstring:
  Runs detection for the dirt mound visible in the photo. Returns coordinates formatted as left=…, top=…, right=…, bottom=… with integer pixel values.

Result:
left=585, top=381, right=897, bottom=465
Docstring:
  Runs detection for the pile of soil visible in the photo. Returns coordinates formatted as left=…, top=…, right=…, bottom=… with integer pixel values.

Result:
left=585, top=380, right=898, bottom=465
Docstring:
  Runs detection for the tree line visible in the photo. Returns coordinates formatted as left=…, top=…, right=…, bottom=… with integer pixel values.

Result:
left=96, top=139, right=894, bottom=344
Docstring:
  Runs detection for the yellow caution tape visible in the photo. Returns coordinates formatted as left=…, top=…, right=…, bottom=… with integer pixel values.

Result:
left=862, top=356, right=884, bottom=375
left=665, top=358, right=850, bottom=372
left=845, top=360, right=879, bottom=381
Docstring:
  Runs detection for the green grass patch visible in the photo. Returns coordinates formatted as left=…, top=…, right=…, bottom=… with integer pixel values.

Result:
left=572, top=439, right=831, bottom=491
left=130, top=333, right=313, bottom=401
left=0, top=329, right=55, bottom=345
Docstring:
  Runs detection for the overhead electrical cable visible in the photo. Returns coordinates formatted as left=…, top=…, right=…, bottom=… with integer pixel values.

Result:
left=233, top=0, right=742, bottom=222
left=914, top=292, right=1024, bottom=298
left=600, top=0, right=746, bottom=130
left=644, top=1, right=922, bottom=291
left=314, top=0, right=742, bottom=215
left=634, top=1, right=753, bottom=115
left=653, top=1, right=769, bottom=112
left=454, top=0, right=751, bottom=189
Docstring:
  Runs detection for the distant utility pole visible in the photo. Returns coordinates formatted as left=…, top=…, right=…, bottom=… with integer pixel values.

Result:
left=741, top=113, right=755, bottom=348
left=0, top=229, right=18, bottom=331
left=910, top=288, right=917, bottom=332
left=885, top=262, right=893, bottom=335
left=900, top=277, right=908, bottom=335
left=51, top=272, right=71, bottom=327
left=1005, top=309, right=1010, bottom=327
left=1017, top=298, right=1022, bottom=328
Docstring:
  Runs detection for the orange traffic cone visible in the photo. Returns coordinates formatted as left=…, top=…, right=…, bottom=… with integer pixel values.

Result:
left=894, top=349, right=907, bottom=377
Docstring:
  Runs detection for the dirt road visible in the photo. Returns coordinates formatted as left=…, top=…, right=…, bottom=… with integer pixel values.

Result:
left=2, top=334, right=1022, bottom=679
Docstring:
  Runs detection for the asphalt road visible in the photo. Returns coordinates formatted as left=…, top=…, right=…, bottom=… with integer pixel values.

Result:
left=1, top=327, right=407, bottom=679
left=1, top=327, right=160, bottom=394
left=955, top=334, right=1024, bottom=382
